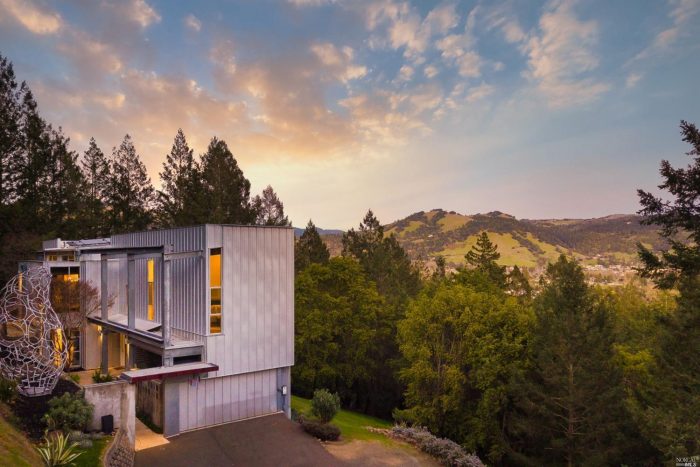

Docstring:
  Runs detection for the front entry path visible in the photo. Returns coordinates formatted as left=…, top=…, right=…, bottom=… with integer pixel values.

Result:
left=135, top=413, right=343, bottom=467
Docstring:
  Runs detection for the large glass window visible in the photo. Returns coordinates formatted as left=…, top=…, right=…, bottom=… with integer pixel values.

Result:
left=147, top=259, right=155, bottom=321
left=210, top=248, right=222, bottom=333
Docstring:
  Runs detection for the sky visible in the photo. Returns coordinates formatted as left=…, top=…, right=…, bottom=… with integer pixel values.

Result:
left=1, top=0, right=699, bottom=229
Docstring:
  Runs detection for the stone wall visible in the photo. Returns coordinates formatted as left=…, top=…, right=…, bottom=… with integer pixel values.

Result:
left=84, top=380, right=135, bottom=447
left=103, top=429, right=134, bottom=467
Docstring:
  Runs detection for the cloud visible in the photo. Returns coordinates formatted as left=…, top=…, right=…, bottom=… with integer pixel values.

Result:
left=483, top=4, right=525, bottom=43
left=55, top=30, right=123, bottom=80
left=523, top=0, right=609, bottom=107
left=184, top=14, right=202, bottom=32
left=310, top=42, right=367, bottom=83
left=434, top=7, right=484, bottom=78
left=0, top=0, right=63, bottom=34
left=466, top=82, right=495, bottom=102
left=424, top=64, right=439, bottom=78
left=365, top=1, right=462, bottom=61
left=123, top=0, right=161, bottom=28
left=633, top=0, right=700, bottom=61
left=397, top=64, right=414, bottom=82
left=625, top=72, right=643, bottom=88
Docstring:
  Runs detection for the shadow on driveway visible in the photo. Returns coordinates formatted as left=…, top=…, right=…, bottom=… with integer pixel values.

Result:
left=135, top=413, right=344, bottom=467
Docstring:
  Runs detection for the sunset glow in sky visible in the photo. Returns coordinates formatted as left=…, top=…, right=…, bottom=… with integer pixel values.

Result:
left=1, top=0, right=699, bottom=228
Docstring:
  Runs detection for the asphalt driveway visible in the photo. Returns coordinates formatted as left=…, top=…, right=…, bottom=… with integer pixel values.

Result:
left=135, top=413, right=344, bottom=467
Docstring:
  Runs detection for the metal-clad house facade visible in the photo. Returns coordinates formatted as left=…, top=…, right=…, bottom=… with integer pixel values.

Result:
left=27, top=225, right=294, bottom=436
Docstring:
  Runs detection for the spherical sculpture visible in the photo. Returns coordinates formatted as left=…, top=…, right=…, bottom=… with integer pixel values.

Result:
left=0, top=267, right=67, bottom=397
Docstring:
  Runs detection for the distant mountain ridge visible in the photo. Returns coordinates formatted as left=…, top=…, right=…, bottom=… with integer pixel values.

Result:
left=293, top=227, right=344, bottom=237
left=313, top=209, right=666, bottom=273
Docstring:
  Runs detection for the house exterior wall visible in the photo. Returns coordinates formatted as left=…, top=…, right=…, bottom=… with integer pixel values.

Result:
left=203, top=226, right=294, bottom=377
left=172, top=366, right=290, bottom=434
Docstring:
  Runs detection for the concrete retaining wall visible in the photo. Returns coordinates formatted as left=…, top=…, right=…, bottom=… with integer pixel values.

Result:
left=84, top=380, right=135, bottom=447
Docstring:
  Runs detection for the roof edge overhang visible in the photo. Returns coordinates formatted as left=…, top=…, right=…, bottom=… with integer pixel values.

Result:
left=119, top=362, right=219, bottom=383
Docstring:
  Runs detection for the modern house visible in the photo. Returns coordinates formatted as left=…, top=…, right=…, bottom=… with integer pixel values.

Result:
left=20, top=224, right=294, bottom=436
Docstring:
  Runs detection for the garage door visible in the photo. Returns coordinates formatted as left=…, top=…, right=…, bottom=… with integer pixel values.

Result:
left=176, top=368, right=283, bottom=433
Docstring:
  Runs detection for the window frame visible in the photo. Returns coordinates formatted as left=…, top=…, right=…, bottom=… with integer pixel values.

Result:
left=147, top=259, right=155, bottom=321
left=209, top=248, right=222, bottom=334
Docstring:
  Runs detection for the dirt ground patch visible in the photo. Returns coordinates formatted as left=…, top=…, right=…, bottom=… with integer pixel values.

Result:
left=324, top=439, right=441, bottom=466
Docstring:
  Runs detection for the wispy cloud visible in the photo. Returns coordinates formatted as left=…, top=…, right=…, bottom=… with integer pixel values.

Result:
left=633, top=0, right=700, bottom=61
left=522, top=0, right=609, bottom=107
left=184, top=14, right=202, bottom=33
left=0, top=0, right=63, bottom=35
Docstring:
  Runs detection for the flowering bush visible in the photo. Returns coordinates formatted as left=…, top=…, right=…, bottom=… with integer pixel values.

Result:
left=391, top=425, right=484, bottom=467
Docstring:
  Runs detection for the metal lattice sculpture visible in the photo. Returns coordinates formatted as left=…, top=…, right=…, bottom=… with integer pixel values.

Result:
left=0, top=267, right=67, bottom=396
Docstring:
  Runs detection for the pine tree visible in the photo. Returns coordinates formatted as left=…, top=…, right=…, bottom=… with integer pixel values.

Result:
left=79, top=138, right=110, bottom=237
left=0, top=54, right=25, bottom=208
left=200, top=137, right=254, bottom=224
left=46, top=128, right=83, bottom=237
left=635, top=120, right=700, bottom=457
left=252, top=185, right=290, bottom=226
left=105, top=134, right=154, bottom=233
left=156, top=129, right=202, bottom=228
left=295, top=219, right=330, bottom=272
left=506, top=265, right=532, bottom=298
left=508, top=256, right=631, bottom=466
left=465, top=232, right=506, bottom=286
left=342, top=209, right=420, bottom=416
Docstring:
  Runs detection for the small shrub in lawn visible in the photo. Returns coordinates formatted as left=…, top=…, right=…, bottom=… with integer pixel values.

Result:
left=36, top=432, right=82, bottom=467
left=91, top=369, right=114, bottom=384
left=42, top=392, right=93, bottom=432
left=310, top=388, right=340, bottom=423
left=299, top=416, right=341, bottom=441
left=391, top=425, right=484, bottom=467
left=0, top=376, right=17, bottom=403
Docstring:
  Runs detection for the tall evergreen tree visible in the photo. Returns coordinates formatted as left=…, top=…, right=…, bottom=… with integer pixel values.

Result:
left=105, top=134, right=154, bottom=233
left=0, top=54, right=24, bottom=209
left=79, top=138, right=110, bottom=237
left=342, top=209, right=421, bottom=416
left=635, top=120, right=700, bottom=457
left=342, top=210, right=420, bottom=303
left=465, top=232, right=506, bottom=286
left=252, top=185, right=290, bottom=226
left=200, top=137, right=254, bottom=224
left=46, top=128, right=83, bottom=237
left=508, top=256, right=632, bottom=466
left=506, top=265, right=532, bottom=299
left=156, top=129, right=202, bottom=228
left=295, top=219, right=330, bottom=272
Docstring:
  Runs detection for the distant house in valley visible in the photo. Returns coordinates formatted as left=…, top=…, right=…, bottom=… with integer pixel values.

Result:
left=19, top=225, right=294, bottom=436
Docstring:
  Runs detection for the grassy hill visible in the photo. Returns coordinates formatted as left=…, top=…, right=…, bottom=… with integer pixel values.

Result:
left=0, top=404, right=42, bottom=467
left=319, top=209, right=667, bottom=277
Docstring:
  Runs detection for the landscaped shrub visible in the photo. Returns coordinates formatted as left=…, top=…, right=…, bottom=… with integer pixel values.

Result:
left=299, top=416, right=341, bottom=441
left=67, top=373, right=80, bottom=384
left=391, top=425, right=484, bottom=467
left=0, top=376, right=17, bottom=403
left=42, top=392, right=93, bottom=432
left=310, top=388, right=340, bottom=423
left=36, top=432, right=82, bottom=467
left=91, top=369, right=114, bottom=384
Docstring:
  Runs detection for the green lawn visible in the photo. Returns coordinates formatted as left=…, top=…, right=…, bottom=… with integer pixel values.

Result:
left=291, top=395, right=392, bottom=442
left=73, top=436, right=109, bottom=467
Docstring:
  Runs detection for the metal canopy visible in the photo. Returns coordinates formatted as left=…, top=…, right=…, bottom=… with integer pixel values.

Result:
left=119, top=362, right=218, bottom=383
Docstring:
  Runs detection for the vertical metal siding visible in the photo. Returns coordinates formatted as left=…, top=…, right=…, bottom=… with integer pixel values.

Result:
left=110, top=225, right=205, bottom=253
left=177, top=371, right=278, bottom=433
left=204, top=227, right=294, bottom=377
